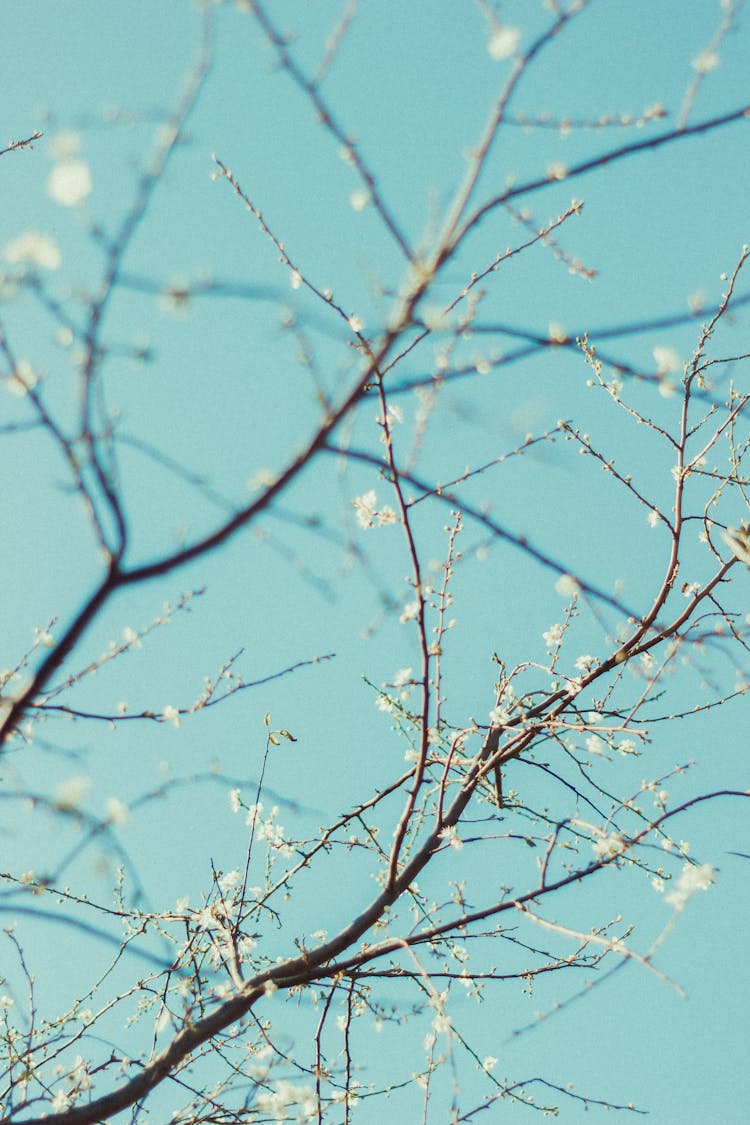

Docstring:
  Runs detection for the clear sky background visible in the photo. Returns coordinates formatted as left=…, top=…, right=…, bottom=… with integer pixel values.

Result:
left=2, top=2, right=749, bottom=1123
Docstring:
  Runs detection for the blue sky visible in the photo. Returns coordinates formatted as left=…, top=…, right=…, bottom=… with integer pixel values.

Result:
left=2, top=2, right=749, bottom=1123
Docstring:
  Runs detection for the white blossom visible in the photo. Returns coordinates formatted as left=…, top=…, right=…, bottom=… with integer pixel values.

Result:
left=70, top=1056, right=91, bottom=1092
left=399, top=599, right=420, bottom=624
left=692, top=49, right=720, bottom=73
left=162, top=705, right=181, bottom=728
left=376, top=504, right=398, bottom=525
left=487, top=25, right=520, bottom=59
left=592, top=833, right=624, bottom=860
left=440, top=826, right=463, bottom=850
left=256, top=1080, right=317, bottom=1119
left=105, top=797, right=130, bottom=825
left=653, top=345, right=681, bottom=374
left=352, top=490, right=378, bottom=528
left=245, top=801, right=263, bottom=827
left=375, top=692, right=395, bottom=713
left=585, top=734, right=605, bottom=756
left=4, top=231, right=61, bottom=270
left=47, top=159, right=92, bottom=206
left=555, top=573, right=579, bottom=597
left=50, top=1090, right=71, bottom=1112
left=722, top=523, right=750, bottom=566
left=218, top=869, right=242, bottom=893
left=666, top=863, right=715, bottom=910
left=547, top=162, right=568, bottom=181
left=54, top=776, right=90, bottom=811
left=542, top=622, right=563, bottom=649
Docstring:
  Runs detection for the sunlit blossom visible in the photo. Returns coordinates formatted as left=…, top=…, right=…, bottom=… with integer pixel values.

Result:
left=399, top=599, right=420, bottom=623
left=555, top=573, right=579, bottom=597
left=542, top=622, right=563, bottom=649
left=162, top=705, right=181, bottom=728
left=218, top=869, right=242, bottom=893
left=653, top=345, right=681, bottom=374
left=722, top=522, right=750, bottom=566
left=692, top=49, right=720, bottom=73
left=4, top=231, right=61, bottom=270
left=592, top=833, right=624, bottom=860
left=54, top=776, right=90, bottom=811
left=245, top=801, right=263, bottom=827
left=70, top=1056, right=91, bottom=1092
left=352, top=490, right=398, bottom=528
left=665, top=863, right=715, bottom=910
left=47, top=159, right=92, bottom=206
left=105, top=797, right=130, bottom=825
left=547, top=162, right=568, bottom=181
left=487, top=25, right=520, bottom=59
left=440, top=826, right=463, bottom=850
left=585, top=734, right=605, bottom=755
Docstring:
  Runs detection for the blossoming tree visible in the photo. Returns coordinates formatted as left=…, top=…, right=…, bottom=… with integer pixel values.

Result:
left=1, top=2, right=749, bottom=1122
